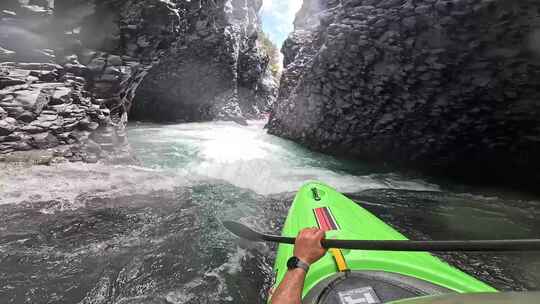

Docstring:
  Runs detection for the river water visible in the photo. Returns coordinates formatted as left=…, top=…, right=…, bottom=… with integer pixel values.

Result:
left=0, top=120, right=539, bottom=303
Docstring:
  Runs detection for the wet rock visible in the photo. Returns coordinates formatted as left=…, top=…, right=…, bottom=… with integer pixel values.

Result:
left=20, top=124, right=44, bottom=134
left=78, top=117, right=100, bottom=131
left=0, top=60, right=125, bottom=160
left=14, top=63, right=61, bottom=71
left=1, top=104, right=25, bottom=117
left=50, top=87, right=72, bottom=105
left=30, top=132, right=58, bottom=149
left=0, top=107, right=7, bottom=119
left=17, top=111, right=35, bottom=123
left=0, top=76, right=25, bottom=89
left=0, top=117, right=17, bottom=135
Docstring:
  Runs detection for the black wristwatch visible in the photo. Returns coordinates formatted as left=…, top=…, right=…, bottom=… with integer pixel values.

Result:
left=287, top=256, right=310, bottom=273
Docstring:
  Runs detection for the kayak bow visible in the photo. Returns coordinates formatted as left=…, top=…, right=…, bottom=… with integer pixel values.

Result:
left=270, top=182, right=497, bottom=303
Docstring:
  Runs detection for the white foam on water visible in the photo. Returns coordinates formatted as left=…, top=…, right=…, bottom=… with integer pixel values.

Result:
left=0, top=120, right=439, bottom=206
left=0, top=162, right=183, bottom=205
left=187, top=159, right=438, bottom=195
left=131, top=120, right=439, bottom=195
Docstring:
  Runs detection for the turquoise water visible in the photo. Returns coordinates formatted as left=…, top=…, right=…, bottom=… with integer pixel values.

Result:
left=126, top=120, right=440, bottom=195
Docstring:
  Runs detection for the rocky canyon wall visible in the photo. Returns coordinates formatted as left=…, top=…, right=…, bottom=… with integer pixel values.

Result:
left=131, top=0, right=278, bottom=123
left=267, top=0, right=540, bottom=190
left=0, top=0, right=276, bottom=162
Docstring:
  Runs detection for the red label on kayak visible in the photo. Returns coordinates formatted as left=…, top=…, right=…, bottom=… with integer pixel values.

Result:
left=314, top=207, right=339, bottom=231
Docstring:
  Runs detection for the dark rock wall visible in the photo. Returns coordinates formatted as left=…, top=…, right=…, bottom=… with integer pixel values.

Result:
left=131, top=0, right=276, bottom=123
left=0, top=0, right=275, bottom=161
left=268, top=0, right=540, bottom=190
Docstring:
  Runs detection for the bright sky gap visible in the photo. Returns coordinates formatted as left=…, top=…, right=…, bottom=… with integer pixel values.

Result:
left=260, top=0, right=303, bottom=46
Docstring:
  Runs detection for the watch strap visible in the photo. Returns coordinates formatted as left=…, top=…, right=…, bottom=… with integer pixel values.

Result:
left=296, top=258, right=310, bottom=273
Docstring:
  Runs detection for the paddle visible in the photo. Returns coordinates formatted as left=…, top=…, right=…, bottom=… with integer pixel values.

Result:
left=223, top=221, right=540, bottom=252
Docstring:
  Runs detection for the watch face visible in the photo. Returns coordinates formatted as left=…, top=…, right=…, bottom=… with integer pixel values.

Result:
left=287, top=256, right=299, bottom=270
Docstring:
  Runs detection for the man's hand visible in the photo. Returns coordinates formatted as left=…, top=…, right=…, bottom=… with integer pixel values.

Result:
left=294, top=228, right=326, bottom=264
left=270, top=228, right=326, bottom=304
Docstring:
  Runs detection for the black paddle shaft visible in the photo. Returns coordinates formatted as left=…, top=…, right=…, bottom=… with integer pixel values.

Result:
left=223, top=221, right=540, bottom=252
left=262, top=234, right=540, bottom=252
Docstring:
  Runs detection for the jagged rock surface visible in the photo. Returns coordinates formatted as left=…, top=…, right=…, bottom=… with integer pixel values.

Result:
left=0, top=0, right=275, bottom=161
left=267, top=0, right=540, bottom=190
left=131, top=0, right=276, bottom=123
left=0, top=62, right=130, bottom=162
left=0, top=0, right=168, bottom=161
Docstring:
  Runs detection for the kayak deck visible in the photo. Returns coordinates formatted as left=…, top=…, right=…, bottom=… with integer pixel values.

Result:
left=271, top=182, right=496, bottom=302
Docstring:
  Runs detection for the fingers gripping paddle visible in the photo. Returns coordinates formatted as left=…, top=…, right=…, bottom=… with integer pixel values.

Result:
left=223, top=221, right=540, bottom=252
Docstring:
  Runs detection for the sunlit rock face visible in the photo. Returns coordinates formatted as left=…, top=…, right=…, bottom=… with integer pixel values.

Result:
left=267, top=0, right=540, bottom=191
left=0, top=0, right=276, bottom=161
left=131, top=0, right=276, bottom=123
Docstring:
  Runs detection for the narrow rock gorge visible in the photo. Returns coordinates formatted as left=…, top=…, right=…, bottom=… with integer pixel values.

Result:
left=0, top=0, right=276, bottom=162
left=131, top=0, right=278, bottom=123
left=268, top=0, right=540, bottom=191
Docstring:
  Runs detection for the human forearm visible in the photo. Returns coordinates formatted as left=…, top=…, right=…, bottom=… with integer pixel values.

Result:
left=271, top=228, right=326, bottom=304
left=270, top=269, right=306, bottom=304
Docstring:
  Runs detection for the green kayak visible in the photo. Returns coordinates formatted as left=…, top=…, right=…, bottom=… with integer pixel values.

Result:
left=269, top=181, right=497, bottom=303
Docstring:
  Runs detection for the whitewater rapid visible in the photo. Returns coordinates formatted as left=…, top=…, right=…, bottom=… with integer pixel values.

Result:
left=0, top=120, right=439, bottom=205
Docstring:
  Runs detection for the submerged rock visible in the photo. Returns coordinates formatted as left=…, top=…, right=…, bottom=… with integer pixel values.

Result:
left=267, top=0, right=540, bottom=192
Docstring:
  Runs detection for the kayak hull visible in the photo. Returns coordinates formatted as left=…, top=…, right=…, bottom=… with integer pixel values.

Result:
left=270, top=182, right=496, bottom=302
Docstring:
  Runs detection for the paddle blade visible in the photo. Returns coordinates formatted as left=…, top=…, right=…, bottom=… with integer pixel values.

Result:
left=223, top=221, right=263, bottom=242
